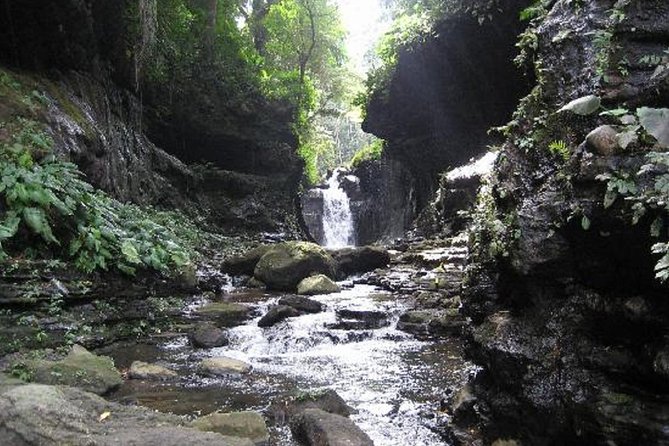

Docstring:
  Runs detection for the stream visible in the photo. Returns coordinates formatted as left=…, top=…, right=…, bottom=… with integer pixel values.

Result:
left=105, top=274, right=476, bottom=445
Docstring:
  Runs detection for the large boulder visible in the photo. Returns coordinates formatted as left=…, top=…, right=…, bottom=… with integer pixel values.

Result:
left=26, top=345, right=122, bottom=395
left=222, top=245, right=272, bottom=276
left=297, top=275, right=340, bottom=296
left=192, top=411, right=269, bottom=446
left=0, top=383, right=253, bottom=446
left=254, top=242, right=336, bottom=291
left=329, top=246, right=390, bottom=278
left=290, top=409, right=373, bottom=446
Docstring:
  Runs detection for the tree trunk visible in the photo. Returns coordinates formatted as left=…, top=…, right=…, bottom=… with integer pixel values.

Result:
left=204, top=0, right=218, bottom=61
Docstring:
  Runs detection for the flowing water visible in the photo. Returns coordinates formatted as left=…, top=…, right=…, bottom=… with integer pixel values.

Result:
left=322, top=169, right=355, bottom=248
left=107, top=280, right=476, bottom=445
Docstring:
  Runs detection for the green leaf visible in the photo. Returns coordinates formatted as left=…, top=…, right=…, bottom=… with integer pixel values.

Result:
left=604, top=190, right=617, bottom=208
left=558, top=95, right=601, bottom=115
left=600, top=108, right=629, bottom=117
left=120, top=240, right=142, bottom=264
left=651, top=217, right=664, bottom=238
left=0, top=214, right=21, bottom=240
left=637, top=107, right=669, bottom=148
left=581, top=215, right=591, bottom=231
left=22, top=207, right=58, bottom=244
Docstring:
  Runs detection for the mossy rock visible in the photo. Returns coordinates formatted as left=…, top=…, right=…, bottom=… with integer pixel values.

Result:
left=297, top=274, right=340, bottom=296
left=196, top=302, right=251, bottom=327
left=192, top=411, right=269, bottom=446
left=254, top=242, right=336, bottom=291
left=25, top=345, right=122, bottom=395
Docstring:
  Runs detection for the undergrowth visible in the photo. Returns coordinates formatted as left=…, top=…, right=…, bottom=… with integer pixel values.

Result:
left=0, top=70, right=196, bottom=276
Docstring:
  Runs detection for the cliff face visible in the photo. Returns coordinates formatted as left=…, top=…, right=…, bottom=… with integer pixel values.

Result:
left=0, top=0, right=302, bottom=235
left=363, top=0, right=531, bottom=211
left=457, top=0, right=669, bottom=444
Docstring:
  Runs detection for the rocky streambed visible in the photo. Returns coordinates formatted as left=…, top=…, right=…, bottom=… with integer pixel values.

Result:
left=0, top=236, right=476, bottom=445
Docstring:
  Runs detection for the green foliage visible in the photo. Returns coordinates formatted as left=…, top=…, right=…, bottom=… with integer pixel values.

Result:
left=548, top=140, right=570, bottom=161
left=592, top=0, right=630, bottom=80
left=349, top=139, right=385, bottom=167
left=0, top=118, right=193, bottom=276
left=596, top=151, right=669, bottom=282
left=637, top=107, right=669, bottom=148
left=469, top=177, right=518, bottom=263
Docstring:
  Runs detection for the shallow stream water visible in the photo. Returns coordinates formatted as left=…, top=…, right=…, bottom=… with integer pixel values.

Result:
left=107, top=280, right=475, bottom=445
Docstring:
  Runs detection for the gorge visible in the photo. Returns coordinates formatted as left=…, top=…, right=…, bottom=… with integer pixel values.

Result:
left=1, top=1, right=669, bottom=446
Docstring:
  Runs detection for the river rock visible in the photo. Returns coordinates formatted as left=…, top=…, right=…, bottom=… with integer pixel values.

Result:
left=199, top=357, right=252, bottom=376
left=258, top=305, right=300, bottom=328
left=0, top=383, right=251, bottom=445
left=223, top=245, right=273, bottom=276
left=196, top=302, right=251, bottom=327
left=190, top=322, right=230, bottom=348
left=290, top=408, right=373, bottom=446
left=289, top=390, right=354, bottom=418
left=192, top=411, right=269, bottom=446
left=336, top=309, right=387, bottom=322
left=26, top=345, right=122, bottom=395
left=278, top=296, right=324, bottom=313
left=397, top=309, right=465, bottom=336
left=254, top=242, right=336, bottom=291
left=297, top=275, right=340, bottom=295
left=585, top=125, right=621, bottom=156
left=128, top=361, right=178, bottom=381
left=246, top=277, right=266, bottom=289
left=269, top=389, right=354, bottom=426
left=329, top=246, right=391, bottom=278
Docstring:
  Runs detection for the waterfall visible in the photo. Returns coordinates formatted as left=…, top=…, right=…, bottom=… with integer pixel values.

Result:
left=322, top=169, right=355, bottom=248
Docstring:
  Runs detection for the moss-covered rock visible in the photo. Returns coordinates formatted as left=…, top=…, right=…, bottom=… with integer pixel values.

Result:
left=26, top=345, right=122, bottom=395
left=191, top=411, right=269, bottom=446
left=0, top=383, right=252, bottom=445
left=254, top=242, right=336, bottom=291
left=196, top=302, right=252, bottom=327
left=297, top=275, right=340, bottom=296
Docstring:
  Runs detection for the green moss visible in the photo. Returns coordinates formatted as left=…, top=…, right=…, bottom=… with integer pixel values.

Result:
left=43, top=80, right=95, bottom=137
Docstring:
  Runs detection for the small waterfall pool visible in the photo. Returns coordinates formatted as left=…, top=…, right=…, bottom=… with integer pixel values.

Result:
left=106, top=281, right=476, bottom=445
left=322, top=168, right=355, bottom=248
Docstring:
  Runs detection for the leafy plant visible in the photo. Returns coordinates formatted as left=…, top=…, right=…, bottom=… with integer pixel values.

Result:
left=548, top=140, right=570, bottom=161
left=349, top=139, right=385, bottom=167
left=0, top=118, right=194, bottom=276
left=637, top=107, right=669, bottom=148
left=596, top=151, right=669, bottom=282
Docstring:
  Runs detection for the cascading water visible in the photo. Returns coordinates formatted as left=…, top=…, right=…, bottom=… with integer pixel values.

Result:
left=322, top=168, right=355, bottom=248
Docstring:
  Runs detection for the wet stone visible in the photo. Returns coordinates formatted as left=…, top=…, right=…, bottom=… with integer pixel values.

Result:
left=128, top=361, right=178, bottom=381
left=198, top=357, right=252, bottom=376
left=258, top=305, right=301, bottom=328
left=290, top=408, right=373, bottom=446
left=192, top=411, right=269, bottom=446
left=278, top=296, right=324, bottom=313
left=196, top=302, right=252, bottom=327
left=26, top=345, right=122, bottom=395
left=189, top=322, right=230, bottom=349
